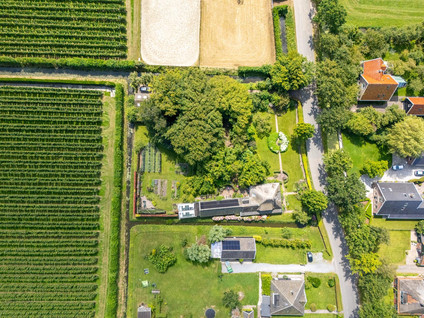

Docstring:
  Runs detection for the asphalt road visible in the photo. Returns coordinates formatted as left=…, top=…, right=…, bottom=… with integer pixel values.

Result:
left=293, top=0, right=360, bottom=316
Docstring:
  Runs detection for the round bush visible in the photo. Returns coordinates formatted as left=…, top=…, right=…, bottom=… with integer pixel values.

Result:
left=327, top=304, right=336, bottom=312
left=310, top=303, right=317, bottom=312
left=307, top=276, right=321, bottom=288
left=327, top=278, right=335, bottom=287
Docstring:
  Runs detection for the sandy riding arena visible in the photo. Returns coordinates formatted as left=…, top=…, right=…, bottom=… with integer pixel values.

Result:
left=141, top=0, right=200, bottom=66
left=199, top=0, right=276, bottom=68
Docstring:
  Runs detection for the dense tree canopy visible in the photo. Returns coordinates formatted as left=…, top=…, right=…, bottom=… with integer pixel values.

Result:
left=360, top=160, right=388, bottom=178
left=293, top=123, right=315, bottom=141
left=141, top=68, right=257, bottom=169
left=324, top=150, right=353, bottom=177
left=385, top=116, right=424, bottom=158
left=300, top=190, right=329, bottom=215
left=315, top=0, right=347, bottom=34
left=270, top=52, right=313, bottom=91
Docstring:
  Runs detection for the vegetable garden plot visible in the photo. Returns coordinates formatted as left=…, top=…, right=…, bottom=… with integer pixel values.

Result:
left=0, top=0, right=128, bottom=59
left=0, top=86, right=104, bottom=318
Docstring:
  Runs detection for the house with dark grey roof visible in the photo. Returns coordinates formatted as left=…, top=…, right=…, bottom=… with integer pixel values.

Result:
left=395, top=276, right=424, bottom=315
left=373, top=182, right=424, bottom=219
left=137, top=304, right=151, bottom=318
left=177, top=183, right=282, bottom=219
left=411, top=153, right=424, bottom=167
left=261, top=276, right=307, bottom=316
left=211, top=237, right=256, bottom=261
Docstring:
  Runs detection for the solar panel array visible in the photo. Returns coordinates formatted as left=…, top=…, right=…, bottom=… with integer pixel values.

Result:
left=200, top=199, right=239, bottom=210
left=222, top=240, right=240, bottom=250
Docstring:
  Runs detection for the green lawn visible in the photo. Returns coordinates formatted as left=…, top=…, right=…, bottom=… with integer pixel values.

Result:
left=378, top=230, right=410, bottom=265
left=255, top=107, right=304, bottom=192
left=371, top=218, right=417, bottom=230
left=286, top=194, right=302, bottom=212
left=255, top=112, right=280, bottom=174
left=342, top=132, right=391, bottom=175
left=340, top=0, right=424, bottom=27
left=127, top=225, right=259, bottom=318
left=305, top=273, right=338, bottom=311
left=279, top=107, right=304, bottom=192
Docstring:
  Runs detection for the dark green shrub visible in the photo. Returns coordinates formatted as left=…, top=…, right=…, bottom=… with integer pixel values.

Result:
left=327, top=304, right=336, bottom=312
left=310, top=303, right=317, bottom=312
left=307, top=276, right=321, bottom=288
left=148, top=245, right=177, bottom=273
left=327, top=277, right=335, bottom=287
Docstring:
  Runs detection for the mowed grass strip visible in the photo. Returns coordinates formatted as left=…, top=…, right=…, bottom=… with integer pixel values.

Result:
left=378, top=230, right=410, bottom=265
left=340, top=0, right=424, bottom=27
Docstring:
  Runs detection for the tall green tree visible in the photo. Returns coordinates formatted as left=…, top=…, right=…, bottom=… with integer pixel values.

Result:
left=385, top=116, right=424, bottom=158
left=301, top=190, right=329, bottom=215
left=270, top=52, right=313, bottom=91
left=315, top=0, right=347, bottom=34
left=293, top=123, right=315, bottom=141
left=324, top=149, right=353, bottom=177
left=326, top=173, right=366, bottom=212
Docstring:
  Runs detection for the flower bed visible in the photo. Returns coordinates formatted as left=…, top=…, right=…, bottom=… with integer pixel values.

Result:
left=267, top=131, right=289, bottom=153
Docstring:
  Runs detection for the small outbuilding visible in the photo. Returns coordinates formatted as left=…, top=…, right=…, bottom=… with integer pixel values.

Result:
left=137, top=304, right=152, bottom=318
left=211, top=237, right=256, bottom=261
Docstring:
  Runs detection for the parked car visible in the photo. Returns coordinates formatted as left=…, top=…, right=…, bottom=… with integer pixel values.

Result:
left=307, top=252, right=313, bottom=263
left=392, top=165, right=404, bottom=171
left=415, top=170, right=424, bottom=176
left=225, top=261, right=233, bottom=273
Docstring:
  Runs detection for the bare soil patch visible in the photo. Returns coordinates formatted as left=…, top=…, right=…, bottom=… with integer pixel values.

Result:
left=199, top=0, right=275, bottom=68
left=141, top=0, right=200, bottom=66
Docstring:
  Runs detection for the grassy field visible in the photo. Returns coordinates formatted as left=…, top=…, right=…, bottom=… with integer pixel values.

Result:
left=371, top=218, right=417, bottom=230
left=127, top=225, right=259, bottom=317
left=127, top=224, right=330, bottom=317
left=340, top=0, right=424, bottom=27
left=127, top=0, right=141, bottom=60
left=279, top=107, right=304, bottom=192
left=342, top=132, right=391, bottom=175
left=286, top=194, right=302, bottom=212
left=200, top=0, right=275, bottom=67
left=305, top=273, right=338, bottom=310
left=378, top=230, right=410, bottom=265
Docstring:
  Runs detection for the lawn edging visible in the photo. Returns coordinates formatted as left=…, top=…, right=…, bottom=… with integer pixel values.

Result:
left=105, top=83, right=124, bottom=318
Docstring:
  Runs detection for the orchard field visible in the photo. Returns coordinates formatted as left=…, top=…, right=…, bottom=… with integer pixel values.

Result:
left=0, top=85, right=106, bottom=317
left=0, top=0, right=127, bottom=59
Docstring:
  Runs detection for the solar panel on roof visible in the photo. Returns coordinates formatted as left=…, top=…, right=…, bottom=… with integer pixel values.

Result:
left=200, top=199, right=239, bottom=209
left=222, top=240, right=240, bottom=250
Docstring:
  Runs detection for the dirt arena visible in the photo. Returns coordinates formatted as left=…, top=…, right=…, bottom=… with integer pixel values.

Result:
left=141, top=0, right=200, bottom=66
left=199, top=0, right=276, bottom=68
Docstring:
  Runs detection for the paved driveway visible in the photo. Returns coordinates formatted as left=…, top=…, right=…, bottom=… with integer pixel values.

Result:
left=222, top=261, right=335, bottom=274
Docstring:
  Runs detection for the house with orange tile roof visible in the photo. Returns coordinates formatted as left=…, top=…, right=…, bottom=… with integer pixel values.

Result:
left=358, top=58, right=400, bottom=101
left=405, top=97, right=424, bottom=116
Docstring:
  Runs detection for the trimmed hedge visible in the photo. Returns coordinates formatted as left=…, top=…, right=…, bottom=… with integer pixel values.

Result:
left=105, top=83, right=124, bottom=318
left=285, top=6, right=297, bottom=53
left=238, top=65, right=272, bottom=78
left=0, top=76, right=116, bottom=87
left=272, top=5, right=297, bottom=58
left=261, top=274, right=272, bottom=296
left=260, top=238, right=312, bottom=249
left=272, top=6, right=288, bottom=57
left=0, top=56, right=239, bottom=76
